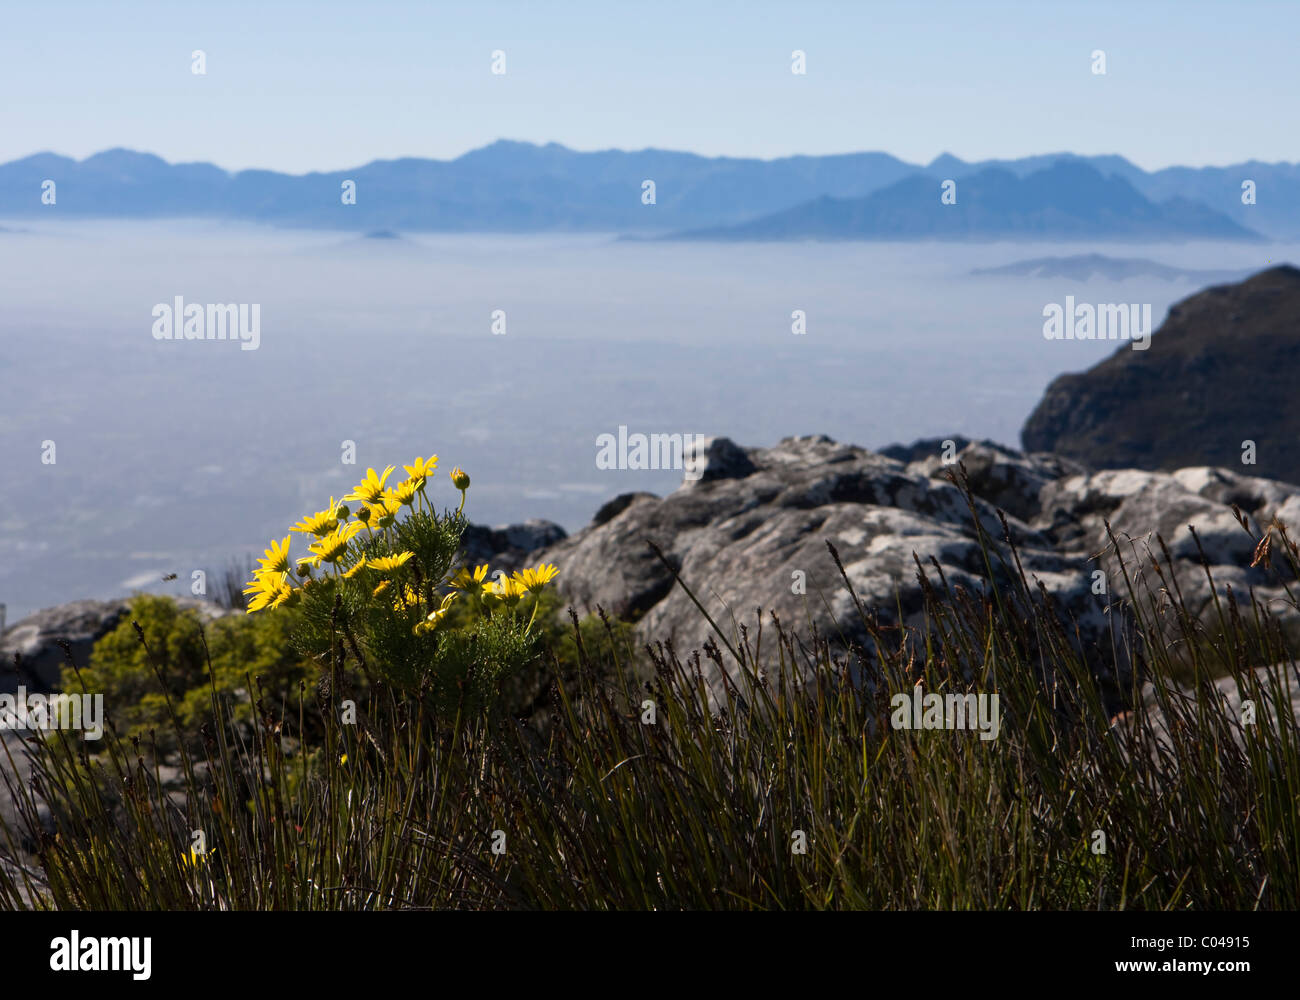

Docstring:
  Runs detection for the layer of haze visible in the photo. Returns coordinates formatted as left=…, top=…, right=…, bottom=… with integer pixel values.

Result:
left=0, top=221, right=1288, bottom=619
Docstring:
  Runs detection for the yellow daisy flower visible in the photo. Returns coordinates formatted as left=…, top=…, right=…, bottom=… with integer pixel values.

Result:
left=254, top=535, right=292, bottom=576
left=365, top=494, right=403, bottom=525
left=369, top=552, right=414, bottom=573
left=244, top=573, right=293, bottom=612
left=403, top=455, right=438, bottom=487
left=340, top=557, right=368, bottom=579
left=485, top=574, right=527, bottom=608
left=291, top=498, right=343, bottom=537
left=449, top=564, right=489, bottom=595
left=343, top=466, right=396, bottom=506
left=242, top=570, right=277, bottom=598
left=302, top=521, right=363, bottom=565
left=390, top=479, right=419, bottom=506
left=513, top=563, right=560, bottom=595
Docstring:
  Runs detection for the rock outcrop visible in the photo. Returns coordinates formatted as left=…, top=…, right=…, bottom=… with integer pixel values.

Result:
left=533, top=436, right=1300, bottom=699
left=459, top=519, right=567, bottom=573
left=1021, top=265, right=1300, bottom=483
left=0, top=597, right=230, bottom=695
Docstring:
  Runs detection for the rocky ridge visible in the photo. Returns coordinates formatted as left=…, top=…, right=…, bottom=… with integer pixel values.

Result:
left=533, top=435, right=1300, bottom=700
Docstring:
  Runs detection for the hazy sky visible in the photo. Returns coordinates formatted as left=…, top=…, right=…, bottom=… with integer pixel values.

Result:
left=2, top=0, right=1296, bottom=172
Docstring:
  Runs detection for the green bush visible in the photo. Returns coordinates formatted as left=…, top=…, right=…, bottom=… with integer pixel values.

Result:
left=242, top=462, right=564, bottom=715
left=61, top=593, right=313, bottom=755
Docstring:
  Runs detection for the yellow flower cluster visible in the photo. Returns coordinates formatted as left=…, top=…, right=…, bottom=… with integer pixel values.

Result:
left=450, top=562, right=560, bottom=626
left=243, top=457, right=461, bottom=618
left=241, top=457, right=560, bottom=639
left=342, top=458, right=436, bottom=528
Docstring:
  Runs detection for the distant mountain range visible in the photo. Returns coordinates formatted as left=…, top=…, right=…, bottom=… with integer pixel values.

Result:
left=0, top=141, right=1293, bottom=241
left=673, top=162, right=1262, bottom=242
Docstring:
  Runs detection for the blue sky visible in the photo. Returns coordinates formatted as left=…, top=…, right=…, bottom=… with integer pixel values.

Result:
left=2, top=0, right=1296, bottom=172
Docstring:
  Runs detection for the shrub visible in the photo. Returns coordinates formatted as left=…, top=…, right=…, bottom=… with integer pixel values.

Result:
left=60, top=593, right=311, bottom=756
left=242, top=458, right=560, bottom=714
